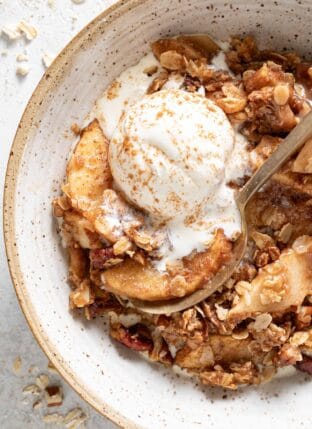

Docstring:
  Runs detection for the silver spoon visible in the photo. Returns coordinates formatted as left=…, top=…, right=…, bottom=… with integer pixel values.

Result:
left=131, top=110, right=312, bottom=314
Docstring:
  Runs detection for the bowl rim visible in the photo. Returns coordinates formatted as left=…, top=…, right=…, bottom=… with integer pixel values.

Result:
left=3, top=1, right=148, bottom=427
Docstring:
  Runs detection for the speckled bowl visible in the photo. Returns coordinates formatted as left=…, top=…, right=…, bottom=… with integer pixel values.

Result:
left=4, top=1, right=312, bottom=428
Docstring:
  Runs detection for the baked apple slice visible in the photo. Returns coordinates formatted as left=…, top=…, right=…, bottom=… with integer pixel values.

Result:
left=62, top=119, right=112, bottom=213
left=102, top=229, right=233, bottom=301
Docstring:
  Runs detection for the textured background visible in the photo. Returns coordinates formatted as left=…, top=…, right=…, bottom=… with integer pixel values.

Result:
left=0, top=1, right=117, bottom=427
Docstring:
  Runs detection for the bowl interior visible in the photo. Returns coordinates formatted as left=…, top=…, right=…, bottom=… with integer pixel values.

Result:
left=4, top=0, right=312, bottom=428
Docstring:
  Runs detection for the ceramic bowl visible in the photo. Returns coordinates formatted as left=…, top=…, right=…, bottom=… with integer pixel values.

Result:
left=4, top=0, right=312, bottom=428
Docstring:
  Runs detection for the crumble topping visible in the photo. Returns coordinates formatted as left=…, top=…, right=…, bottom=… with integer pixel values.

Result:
left=53, top=35, right=312, bottom=389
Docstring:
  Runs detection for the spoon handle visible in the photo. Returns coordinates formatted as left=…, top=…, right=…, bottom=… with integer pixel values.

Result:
left=236, top=110, right=312, bottom=208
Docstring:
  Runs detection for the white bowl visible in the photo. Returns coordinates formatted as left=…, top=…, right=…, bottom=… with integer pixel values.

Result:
left=4, top=1, right=312, bottom=427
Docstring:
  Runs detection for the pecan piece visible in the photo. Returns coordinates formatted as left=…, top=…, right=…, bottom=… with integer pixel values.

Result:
left=296, top=355, right=312, bottom=374
left=89, top=247, right=115, bottom=269
left=110, top=324, right=153, bottom=352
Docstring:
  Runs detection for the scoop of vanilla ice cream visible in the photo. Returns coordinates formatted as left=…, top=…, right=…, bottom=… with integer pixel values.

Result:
left=109, top=89, right=235, bottom=220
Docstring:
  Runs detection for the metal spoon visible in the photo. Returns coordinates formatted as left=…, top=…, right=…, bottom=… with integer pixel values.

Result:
left=132, top=110, right=312, bottom=314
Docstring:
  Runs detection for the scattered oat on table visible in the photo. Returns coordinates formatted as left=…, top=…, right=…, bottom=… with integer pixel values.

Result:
left=16, top=53, right=29, bottom=62
left=16, top=65, right=30, bottom=76
left=12, top=356, right=22, bottom=375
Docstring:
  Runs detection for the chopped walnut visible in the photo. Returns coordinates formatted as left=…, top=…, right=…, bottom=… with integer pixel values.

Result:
left=246, top=86, right=297, bottom=134
left=200, top=369, right=237, bottom=389
left=243, top=62, right=293, bottom=92
left=260, top=270, right=286, bottom=305
left=250, top=323, right=289, bottom=353
left=200, top=361, right=259, bottom=389
left=185, top=59, right=214, bottom=83
left=181, top=309, right=203, bottom=332
left=215, top=82, right=247, bottom=114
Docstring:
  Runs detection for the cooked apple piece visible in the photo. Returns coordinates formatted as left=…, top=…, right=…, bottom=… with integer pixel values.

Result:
left=62, top=119, right=112, bottom=213
left=174, top=335, right=265, bottom=370
left=102, top=230, right=233, bottom=301
left=229, top=236, right=312, bottom=322
left=174, top=343, right=214, bottom=369
left=292, top=138, right=312, bottom=173
left=209, top=335, right=263, bottom=364
left=63, top=210, right=102, bottom=249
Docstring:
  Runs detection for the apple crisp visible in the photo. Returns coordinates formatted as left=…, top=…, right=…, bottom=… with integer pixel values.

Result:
left=53, top=35, right=312, bottom=389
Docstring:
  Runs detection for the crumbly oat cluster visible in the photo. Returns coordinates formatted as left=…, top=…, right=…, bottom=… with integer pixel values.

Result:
left=53, top=36, right=312, bottom=389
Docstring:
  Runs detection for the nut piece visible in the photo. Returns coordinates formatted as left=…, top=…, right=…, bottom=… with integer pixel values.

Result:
left=273, top=84, right=290, bottom=106
left=44, top=386, right=63, bottom=407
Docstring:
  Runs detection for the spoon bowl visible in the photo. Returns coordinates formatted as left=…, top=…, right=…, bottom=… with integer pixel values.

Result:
left=132, top=109, right=312, bottom=314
